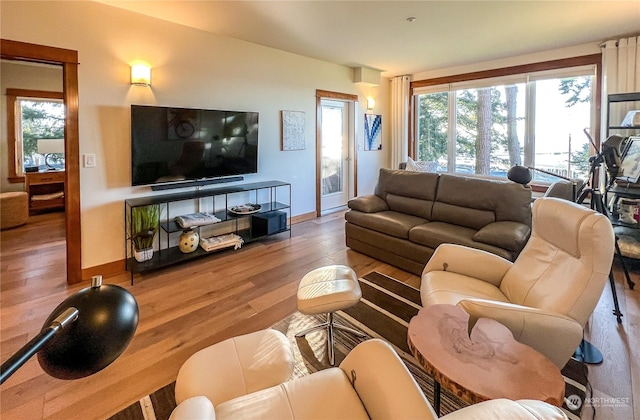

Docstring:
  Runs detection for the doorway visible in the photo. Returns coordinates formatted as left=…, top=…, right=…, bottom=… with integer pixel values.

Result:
left=1, top=39, right=82, bottom=285
left=315, top=90, right=358, bottom=216
left=320, top=99, right=350, bottom=211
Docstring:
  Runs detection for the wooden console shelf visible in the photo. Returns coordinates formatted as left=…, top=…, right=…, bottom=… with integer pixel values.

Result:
left=125, top=180, right=291, bottom=283
left=25, top=170, right=65, bottom=215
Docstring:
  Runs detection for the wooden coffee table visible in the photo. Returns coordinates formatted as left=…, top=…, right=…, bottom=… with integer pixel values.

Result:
left=407, top=304, right=564, bottom=415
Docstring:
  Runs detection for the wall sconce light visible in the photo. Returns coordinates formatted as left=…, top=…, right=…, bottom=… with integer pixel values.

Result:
left=131, top=64, right=151, bottom=86
left=367, top=97, right=376, bottom=111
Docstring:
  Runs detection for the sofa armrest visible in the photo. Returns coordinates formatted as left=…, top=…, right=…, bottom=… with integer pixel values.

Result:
left=473, top=221, right=531, bottom=252
left=339, top=339, right=437, bottom=420
left=423, top=244, right=512, bottom=287
left=347, top=195, right=389, bottom=213
left=458, top=299, right=583, bottom=368
left=170, top=396, right=216, bottom=420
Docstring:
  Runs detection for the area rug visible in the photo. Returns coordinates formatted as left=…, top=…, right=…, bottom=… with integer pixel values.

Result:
left=111, top=271, right=587, bottom=420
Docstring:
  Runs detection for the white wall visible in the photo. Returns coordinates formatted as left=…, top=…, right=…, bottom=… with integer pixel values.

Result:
left=412, top=42, right=601, bottom=81
left=1, top=1, right=389, bottom=269
left=1, top=62, right=63, bottom=193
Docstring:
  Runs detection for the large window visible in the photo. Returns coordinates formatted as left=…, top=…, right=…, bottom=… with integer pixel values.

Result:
left=6, top=89, right=64, bottom=180
left=413, top=62, right=596, bottom=183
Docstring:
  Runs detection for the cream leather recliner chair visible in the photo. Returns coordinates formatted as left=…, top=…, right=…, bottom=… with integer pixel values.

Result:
left=421, top=197, right=615, bottom=368
left=170, top=338, right=566, bottom=419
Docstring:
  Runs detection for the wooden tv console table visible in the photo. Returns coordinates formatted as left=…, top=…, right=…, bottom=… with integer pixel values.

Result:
left=25, top=170, right=65, bottom=215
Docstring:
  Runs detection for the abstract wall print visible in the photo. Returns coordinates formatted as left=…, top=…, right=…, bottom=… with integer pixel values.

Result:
left=281, top=110, right=306, bottom=151
left=364, top=114, right=382, bottom=151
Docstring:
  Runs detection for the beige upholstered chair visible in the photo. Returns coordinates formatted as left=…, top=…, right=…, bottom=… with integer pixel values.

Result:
left=170, top=338, right=567, bottom=420
left=421, top=197, right=615, bottom=368
left=543, top=179, right=585, bottom=202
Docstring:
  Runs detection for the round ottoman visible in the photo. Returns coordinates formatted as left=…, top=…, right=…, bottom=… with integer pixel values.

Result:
left=1, top=192, right=28, bottom=230
left=175, top=329, right=294, bottom=406
left=295, top=265, right=366, bottom=365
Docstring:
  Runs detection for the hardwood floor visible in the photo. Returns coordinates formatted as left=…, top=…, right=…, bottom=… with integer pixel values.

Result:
left=0, top=211, right=637, bottom=419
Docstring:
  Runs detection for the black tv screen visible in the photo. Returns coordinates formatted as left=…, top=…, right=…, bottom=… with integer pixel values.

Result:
left=131, top=105, right=258, bottom=186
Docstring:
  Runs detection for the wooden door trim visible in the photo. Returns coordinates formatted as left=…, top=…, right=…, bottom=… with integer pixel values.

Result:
left=315, top=90, right=358, bottom=217
left=1, top=39, right=82, bottom=285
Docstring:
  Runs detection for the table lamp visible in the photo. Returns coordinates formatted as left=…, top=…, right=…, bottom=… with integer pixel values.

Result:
left=37, top=138, right=65, bottom=170
left=0, top=275, right=138, bottom=384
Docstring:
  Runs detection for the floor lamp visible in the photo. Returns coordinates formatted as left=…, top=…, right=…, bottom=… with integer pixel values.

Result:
left=0, top=275, right=138, bottom=384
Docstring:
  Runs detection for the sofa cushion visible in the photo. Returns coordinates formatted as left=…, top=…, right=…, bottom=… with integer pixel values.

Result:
left=347, top=194, right=389, bottom=213
left=375, top=169, right=439, bottom=201
left=345, top=210, right=427, bottom=239
left=347, top=223, right=434, bottom=262
left=432, top=174, right=531, bottom=229
left=431, top=201, right=496, bottom=230
left=385, top=194, right=432, bottom=220
left=473, top=221, right=531, bottom=252
left=410, top=221, right=476, bottom=248
left=410, top=221, right=513, bottom=260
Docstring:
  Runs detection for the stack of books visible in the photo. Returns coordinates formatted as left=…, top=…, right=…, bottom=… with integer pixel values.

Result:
left=175, top=212, right=221, bottom=228
left=200, top=233, right=244, bottom=252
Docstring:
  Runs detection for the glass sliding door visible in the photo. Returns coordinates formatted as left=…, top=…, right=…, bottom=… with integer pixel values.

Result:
left=320, top=99, right=350, bottom=212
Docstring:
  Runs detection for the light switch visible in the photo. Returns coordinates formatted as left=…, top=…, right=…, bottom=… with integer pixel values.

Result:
left=84, top=154, right=96, bottom=168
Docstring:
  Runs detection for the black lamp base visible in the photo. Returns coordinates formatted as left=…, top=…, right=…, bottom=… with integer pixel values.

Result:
left=573, top=339, right=603, bottom=364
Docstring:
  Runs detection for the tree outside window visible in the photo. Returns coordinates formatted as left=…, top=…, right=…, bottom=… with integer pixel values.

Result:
left=20, top=99, right=65, bottom=170
left=415, top=71, right=593, bottom=183
left=6, top=89, right=65, bottom=180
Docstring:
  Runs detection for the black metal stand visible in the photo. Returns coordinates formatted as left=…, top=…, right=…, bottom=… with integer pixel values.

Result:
left=567, top=152, right=633, bottom=364
left=573, top=339, right=604, bottom=364
left=576, top=155, right=627, bottom=324
left=614, top=234, right=636, bottom=290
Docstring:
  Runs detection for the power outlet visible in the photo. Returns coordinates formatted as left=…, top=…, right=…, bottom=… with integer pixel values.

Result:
left=84, top=154, right=96, bottom=168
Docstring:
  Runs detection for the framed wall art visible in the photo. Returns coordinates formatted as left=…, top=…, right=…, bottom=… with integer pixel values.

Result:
left=364, top=114, right=382, bottom=151
left=281, top=110, right=305, bottom=151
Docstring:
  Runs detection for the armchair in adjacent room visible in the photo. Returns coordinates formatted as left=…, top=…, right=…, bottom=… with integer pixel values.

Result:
left=420, top=197, right=615, bottom=368
left=170, top=338, right=567, bottom=420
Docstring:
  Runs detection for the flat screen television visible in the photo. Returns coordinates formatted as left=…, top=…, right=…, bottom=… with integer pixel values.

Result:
left=131, top=105, right=258, bottom=187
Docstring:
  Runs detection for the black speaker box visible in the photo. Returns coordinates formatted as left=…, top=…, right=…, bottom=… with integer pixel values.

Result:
left=25, top=166, right=39, bottom=173
left=252, top=211, right=287, bottom=236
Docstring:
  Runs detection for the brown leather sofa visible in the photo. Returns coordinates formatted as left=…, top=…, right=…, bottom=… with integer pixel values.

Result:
left=345, top=168, right=532, bottom=275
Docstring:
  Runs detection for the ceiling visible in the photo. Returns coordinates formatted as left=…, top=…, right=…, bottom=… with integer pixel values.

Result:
left=97, top=1, right=640, bottom=77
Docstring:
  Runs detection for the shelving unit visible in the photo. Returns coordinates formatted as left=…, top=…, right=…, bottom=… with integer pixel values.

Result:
left=602, top=93, right=640, bottom=322
left=125, top=180, right=291, bottom=283
left=606, top=92, right=640, bottom=137
left=605, top=92, right=640, bottom=204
